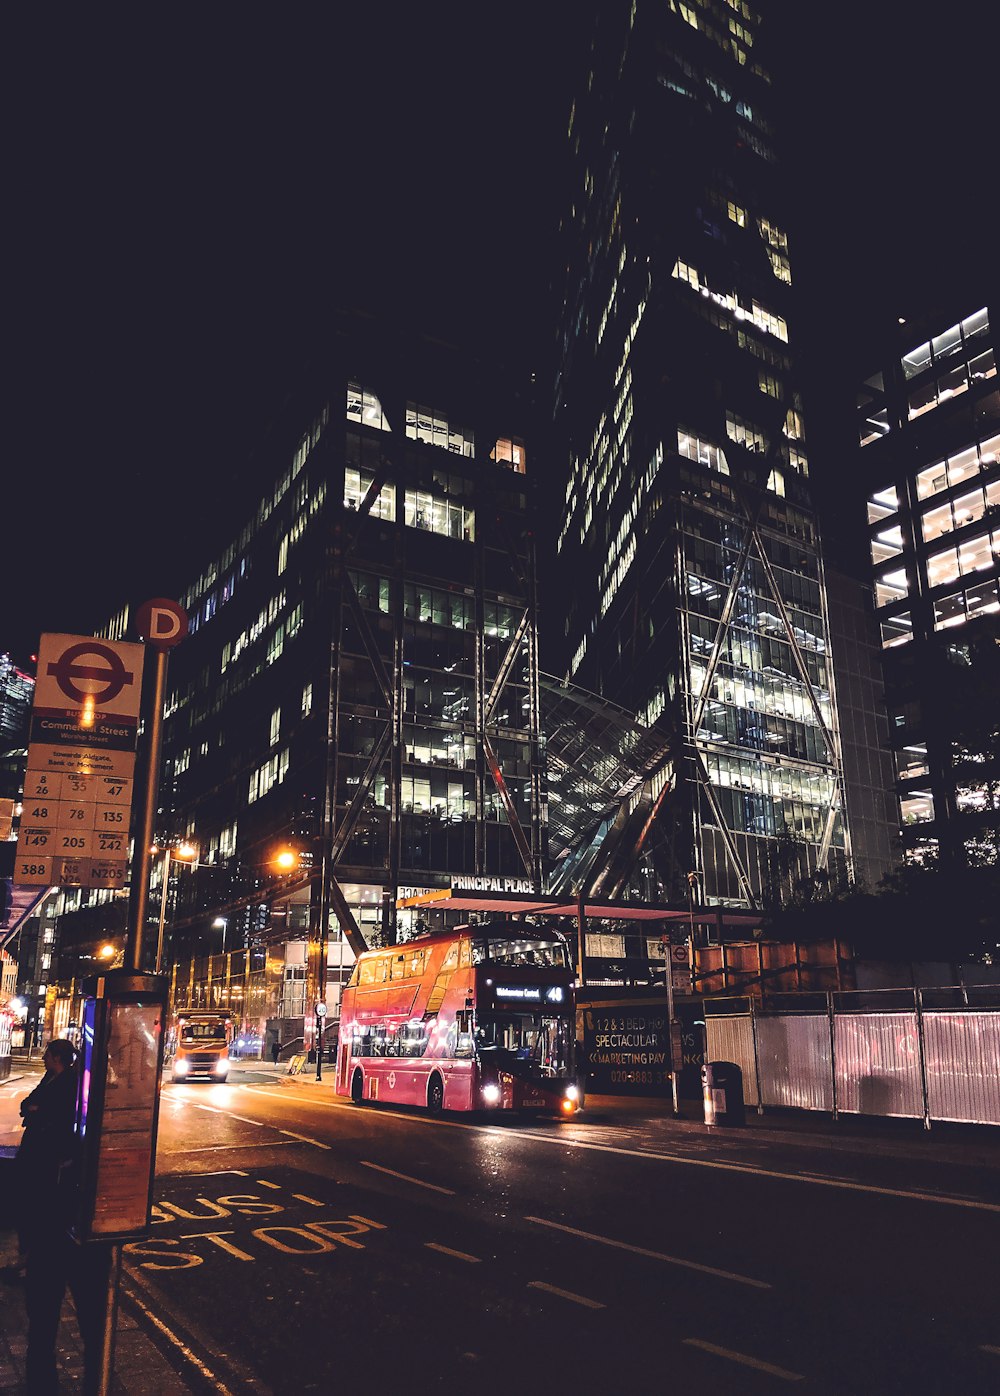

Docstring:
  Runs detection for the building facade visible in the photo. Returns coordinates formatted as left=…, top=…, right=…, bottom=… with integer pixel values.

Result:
left=79, top=321, right=543, bottom=1050
left=550, top=0, right=885, bottom=958
left=863, top=300, right=999, bottom=864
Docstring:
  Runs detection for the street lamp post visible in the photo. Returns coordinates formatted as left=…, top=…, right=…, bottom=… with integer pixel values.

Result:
left=212, top=917, right=228, bottom=955
left=154, top=842, right=197, bottom=974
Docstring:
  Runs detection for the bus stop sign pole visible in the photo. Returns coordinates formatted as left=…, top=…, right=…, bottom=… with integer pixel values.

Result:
left=88, top=599, right=186, bottom=1396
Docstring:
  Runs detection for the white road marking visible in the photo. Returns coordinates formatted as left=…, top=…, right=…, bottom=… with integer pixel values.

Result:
left=280, top=1130, right=331, bottom=1149
left=425, top=1242, right=481, bottom=1263
left=528, top=1280, right=605, bottom=1309
left=256, top=1179, right=281, bottom=1189
left=293, top=1193, right=324, bottom=1207
left=227, top=1084, right=1000, bottom=1215
left=361, top=1160, right=455, bottom=1195
left=525, top=1215, right=770, bottom=1289
left=684, top=1337, right=804, bottom=1381
left=163, top=1141, right=296, bottom=1153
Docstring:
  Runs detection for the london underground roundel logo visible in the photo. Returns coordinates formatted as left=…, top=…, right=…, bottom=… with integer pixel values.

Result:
left=47, top=641, right=136, bottom=705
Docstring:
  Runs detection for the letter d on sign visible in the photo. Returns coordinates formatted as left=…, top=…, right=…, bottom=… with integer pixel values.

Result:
left=136, top=598, right=189, bottom=651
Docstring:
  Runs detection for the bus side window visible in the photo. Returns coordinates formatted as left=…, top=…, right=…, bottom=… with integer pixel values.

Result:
left=454, top=1011, right=473, bottom=1059
left=442, top=943, right=459, bottom=971
left=460, top=940, right=473, bottom=968
left=391, top=955, right=407, bottom=980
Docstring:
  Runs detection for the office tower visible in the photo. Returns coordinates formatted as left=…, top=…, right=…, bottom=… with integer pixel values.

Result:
left=551, top=1, right=875, bottom=947
left=107, top=318, right=541, bottom=1043
left=0, top=653, right=33, bottom=749
left=863, top=300, right=999, bottom=865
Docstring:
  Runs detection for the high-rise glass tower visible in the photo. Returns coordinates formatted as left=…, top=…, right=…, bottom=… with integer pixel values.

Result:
left=863, top=300, right=998, bottom=866
left=552, top=1, right=863, bottom=920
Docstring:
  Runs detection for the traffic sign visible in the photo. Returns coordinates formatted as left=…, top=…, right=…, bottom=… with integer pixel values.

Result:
left=16, top=633, right=144, bottom=888
left=135, top=598, right=188, bottom=651
left=315, top=1002, right=328, bottom=1018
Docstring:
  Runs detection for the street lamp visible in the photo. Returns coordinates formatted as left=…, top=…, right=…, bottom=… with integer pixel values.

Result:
left=212, top=916, right=228, bottom=954
left=154, top=842, right=198, bottom=974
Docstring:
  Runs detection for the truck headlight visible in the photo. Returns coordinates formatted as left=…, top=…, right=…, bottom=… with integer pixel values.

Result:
left=214, top=1058, right=229, bottom=1074
left=173, top=1059, right=188, bottom=1076
left=481, top=1083, right=501, bottom=1105
left=564, top=1084, right=580, bottom=1102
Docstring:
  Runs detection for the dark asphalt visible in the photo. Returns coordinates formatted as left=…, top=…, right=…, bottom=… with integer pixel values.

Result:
left=4, top=1057, right=1000, bottom=1393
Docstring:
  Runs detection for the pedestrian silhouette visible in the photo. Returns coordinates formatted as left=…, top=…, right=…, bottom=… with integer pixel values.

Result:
left=15, top=1038, right=108, bottom=1395
left=271, top=1040, right=280, bottom=1065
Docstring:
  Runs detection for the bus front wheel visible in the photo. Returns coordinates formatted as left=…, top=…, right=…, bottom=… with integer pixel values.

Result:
left=351, top=1070, right=364, bottom=1106
left=427, top=1074, right=444, bottom=1114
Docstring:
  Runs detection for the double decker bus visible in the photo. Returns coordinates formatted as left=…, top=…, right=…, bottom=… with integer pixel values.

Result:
left=336, top=924, right=581, bottom=1115
left=168, top=1008, right=234, bottom=1083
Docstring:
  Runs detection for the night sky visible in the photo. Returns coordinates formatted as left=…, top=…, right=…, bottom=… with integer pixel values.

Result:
left=5, top=4, right=994, bottom=668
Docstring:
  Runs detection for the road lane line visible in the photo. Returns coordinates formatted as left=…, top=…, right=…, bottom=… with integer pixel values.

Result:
left=426, top=1242, right=481, bottom=1263
left=525, top=1215, right=770, bottom=1289
left=280, top=1130, right=331, bottom=1149
left=120, top=1276, right=239, bottom=1395
left=350, top=1215, right=388, bottom=1229
left=226, top=1088, right=1000, bottom=1215
left=293, top=1193, right=324, bottom=1206
left=361, top=1160, right=456, bottom=1194
left=684, top=1337, right=804, bottom=1381
left=163, top=1142, right=296, bottom=1153
left=528, top=1280, right=605, bottom=1309
left=509, top=1132, right=1000, bottom=1216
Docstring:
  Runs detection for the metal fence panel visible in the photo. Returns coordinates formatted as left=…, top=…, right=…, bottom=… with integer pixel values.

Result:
left=704, top=1016, right=758, bottom=1105
left=834, top=1012, right=922, bottom=1118
left=756, top=1015, right=833, bottom=1112
left=924, top=1011, right=1000, bottom=1125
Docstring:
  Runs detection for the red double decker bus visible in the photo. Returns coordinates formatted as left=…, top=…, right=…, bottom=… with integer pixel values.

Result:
left=336, top=923, right=581, bottom=1115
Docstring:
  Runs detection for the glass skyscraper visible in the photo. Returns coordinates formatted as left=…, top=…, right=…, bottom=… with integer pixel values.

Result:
left=551, top=1, right=882, bottom=937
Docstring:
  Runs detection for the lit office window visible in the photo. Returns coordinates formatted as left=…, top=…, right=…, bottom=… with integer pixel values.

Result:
left=896, top=745, right=928, bottom=780
left=345, top=469, right=395, bottom=520
left=867, top=486, right=899, bottom=524
left=871, top=525, right=904, bottom=566
left=491, top=438, right=527, bottom=474
left=901, top=792, right=934, bottom=825
left=346, top=382, right=391, bottom=432
left=403, top=489, right=474, bottom=542
left=880, top=612, right=912, bottom=648
left=405, top=402, right=474, bottom=457
left=875, top=568, right=909, bottom=608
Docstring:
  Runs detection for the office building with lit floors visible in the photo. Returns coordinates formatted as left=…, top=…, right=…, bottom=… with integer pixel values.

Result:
left=863, top=300, right=999, bottom=865
left=88, top=318, right=543, bottom=1054
left=548, top=0, right=893, bottom=978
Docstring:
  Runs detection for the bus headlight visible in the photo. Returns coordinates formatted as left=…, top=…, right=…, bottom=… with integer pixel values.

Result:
left=564, top=1084, right=580, bottom=1102
left=481, top=1083, right=501, bottom=1106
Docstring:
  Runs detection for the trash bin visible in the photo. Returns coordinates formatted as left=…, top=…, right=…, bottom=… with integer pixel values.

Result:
left=701, top=1061, right=745, bottom=1126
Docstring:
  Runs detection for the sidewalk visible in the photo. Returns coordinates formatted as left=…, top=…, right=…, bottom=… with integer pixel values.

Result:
left=0, top=1066, right=189, bottom=1394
